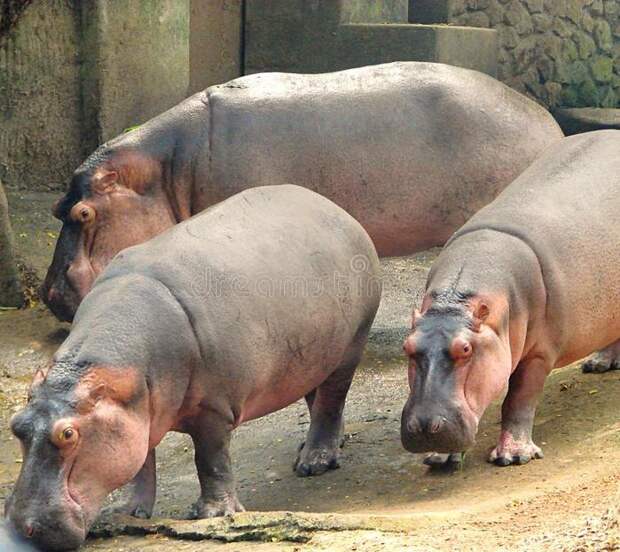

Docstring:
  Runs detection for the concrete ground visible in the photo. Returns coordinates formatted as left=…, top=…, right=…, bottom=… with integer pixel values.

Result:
left=0, top=191, right=618, bottom=551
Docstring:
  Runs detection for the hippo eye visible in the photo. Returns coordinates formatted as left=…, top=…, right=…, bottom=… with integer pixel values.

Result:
left=62, top=428, right=74, bottom=440
left=69, top=202, right=96, bottom=224
left=54, top=425, right=79, bottom=448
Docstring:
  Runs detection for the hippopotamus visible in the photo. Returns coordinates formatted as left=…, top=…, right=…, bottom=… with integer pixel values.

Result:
left=400, top=130, right=620, bottom=466
left=42, top=61, right=563, bottom=321
left=6, top=185, right=381, bottom=551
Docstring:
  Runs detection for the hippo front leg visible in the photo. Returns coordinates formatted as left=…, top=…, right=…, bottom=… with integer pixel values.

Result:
left=582, top=340, right=620, bottom=373
left=489, top=357, right=549, bottom=466
left=104, top=449, right=156, bottom=518
left=189, top=414, right=244, bottom=519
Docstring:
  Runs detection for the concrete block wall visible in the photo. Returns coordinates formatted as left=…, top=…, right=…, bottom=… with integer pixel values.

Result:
left=244, top=0, right=498, bottom=76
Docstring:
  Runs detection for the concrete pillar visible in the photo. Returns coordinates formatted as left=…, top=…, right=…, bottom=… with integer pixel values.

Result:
left=189, top=0, right=243, bottom=93
left=79, top=0, right=190, bottom=150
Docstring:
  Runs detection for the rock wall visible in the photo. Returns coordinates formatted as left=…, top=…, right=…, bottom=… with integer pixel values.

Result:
left=448, top=0, right=619, bottom=108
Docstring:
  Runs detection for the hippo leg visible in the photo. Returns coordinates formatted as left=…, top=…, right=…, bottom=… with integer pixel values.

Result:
left=102, top=449, right=156, bottom=518
left=582, top=341, right=620, bottom=373
left=489, top=358, right=548, bottom=467
left=293, top=349, right=360, bottom=477
left=188, top=415, right=244, bottom=519
left=423, top=452, right=464, bottom=469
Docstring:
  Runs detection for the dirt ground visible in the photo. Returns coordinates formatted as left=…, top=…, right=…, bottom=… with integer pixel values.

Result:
left=0, top=191, right=618, bottom=551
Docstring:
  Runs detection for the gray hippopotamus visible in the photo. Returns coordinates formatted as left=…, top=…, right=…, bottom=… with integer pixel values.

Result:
left=400, top=130, right=620, bottom=466
left=42, top=61, right=563, bottom=321
left=6, top=185, right=381, bottom=551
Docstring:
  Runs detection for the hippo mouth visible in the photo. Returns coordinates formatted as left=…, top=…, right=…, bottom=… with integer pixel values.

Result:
left=65, top=461, right=88, bottom=527
left=400, top=401, right=480, bottom=454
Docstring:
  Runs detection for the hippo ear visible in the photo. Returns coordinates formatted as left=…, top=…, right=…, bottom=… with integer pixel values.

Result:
left=92, top=170, right=118, bottom=193
left=28, top=365, right=50, bottom=401
left=469, top=301, right=490, bottom=332
left=411, top=309, right=423, bottom=329
left=403, top=333, right=417, bottom=356
left=76, top=366, right=146, bottom=412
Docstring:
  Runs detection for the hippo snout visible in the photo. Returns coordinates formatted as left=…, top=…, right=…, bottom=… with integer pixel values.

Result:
left=400, top=399, right=478, bottom=454
left=6, top=498, right=86, bottom=551
left=40, top=279, right=78, bottom=322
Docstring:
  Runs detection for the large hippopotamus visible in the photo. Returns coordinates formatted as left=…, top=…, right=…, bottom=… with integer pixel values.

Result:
left=42, top=61, right=563, bottom=321
left=6, top=185, right=381, bottom=550
left=400, top=130, right=620, bottom=466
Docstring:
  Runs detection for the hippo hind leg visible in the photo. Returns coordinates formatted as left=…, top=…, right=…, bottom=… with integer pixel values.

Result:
left=293, top=338, right=365, bottom=477
left=582, top=341, right=620, bottom=373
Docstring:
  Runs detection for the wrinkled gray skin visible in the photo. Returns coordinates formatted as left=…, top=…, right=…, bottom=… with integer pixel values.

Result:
left=42, top=61, right=563, bottom=321
left=6, top=186, right=381, bottom=551
left=401, top=131, right=620, bottom=466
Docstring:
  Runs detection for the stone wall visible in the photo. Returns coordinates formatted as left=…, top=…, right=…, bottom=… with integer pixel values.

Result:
left=447, top=0, right=619, bottom=108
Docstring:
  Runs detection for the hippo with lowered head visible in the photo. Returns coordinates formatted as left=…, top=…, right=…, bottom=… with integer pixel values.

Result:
left=42, top=61, right=563, bottom=321
left=6, top=185, right=381, bottom=551
left=400, top=130, right=620, bottom=465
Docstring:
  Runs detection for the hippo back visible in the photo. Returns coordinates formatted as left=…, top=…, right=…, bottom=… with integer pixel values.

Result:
left=195, top=62, right=563, bottom=255
left=97, top=185, right=381, bottom=406
left=448, top=130, right=620, bottom=358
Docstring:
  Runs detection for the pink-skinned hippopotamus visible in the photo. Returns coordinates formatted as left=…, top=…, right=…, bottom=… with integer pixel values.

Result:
left=400, top=130, right=620, bottom=466
left=6, top=185, right=381, bottom=551
left=42, top=61, right=563, bottom=322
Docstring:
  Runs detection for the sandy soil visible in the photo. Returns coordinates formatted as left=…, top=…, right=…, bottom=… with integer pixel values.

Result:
left=0, top=191, right=618, bottom=551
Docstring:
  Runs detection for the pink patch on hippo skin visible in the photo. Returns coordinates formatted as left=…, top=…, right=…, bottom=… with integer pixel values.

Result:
left=488, top=430, right=544, bottom=467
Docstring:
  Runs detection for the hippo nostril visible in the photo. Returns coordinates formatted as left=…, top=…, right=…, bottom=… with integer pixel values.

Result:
left=47, top=287, right=58, bottom=303
left=406, top=417, right=421, bottom=434
left=429, top=415, right=446, bottom=434
left=24, top=523, right=34, bottom=538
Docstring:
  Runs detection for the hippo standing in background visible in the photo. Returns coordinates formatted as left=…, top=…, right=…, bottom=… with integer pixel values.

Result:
left=42, top=61, right=563, bottom=321
left=6, top=185, right=381, bottom=551
left=400, top=130, right=620, bottom=466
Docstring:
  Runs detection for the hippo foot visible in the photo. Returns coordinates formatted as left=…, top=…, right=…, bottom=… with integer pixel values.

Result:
left=188, top=494, right=245, bottom=519
left=423, top=452, right=464, bottom=470
left=488, top=434, right=543, bottom=466
left=582, top=355, right=618, bottom=374
left=101, top=501, right=152, bottom=519
left=294, top=444, right=341, bottom=477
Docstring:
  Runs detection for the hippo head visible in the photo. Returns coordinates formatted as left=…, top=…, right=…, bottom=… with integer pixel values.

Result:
left=400, top=299, right=512, bottom=453
left=41, top=147, right=177, bottom=321
left=5, top=365, right=150, bottom=551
